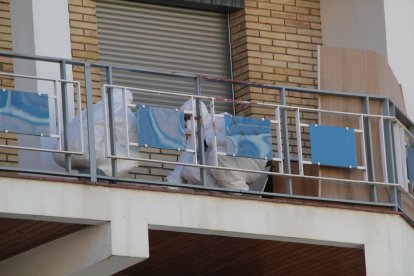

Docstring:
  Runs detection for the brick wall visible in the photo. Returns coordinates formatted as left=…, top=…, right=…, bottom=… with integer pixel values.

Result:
left=230, top=0, right=321, bottom=156
left=68, top=0, right=101, bottom=105
left=0, top=0, right=17, bottom=167
left=231, top=0, right=321, bottom=87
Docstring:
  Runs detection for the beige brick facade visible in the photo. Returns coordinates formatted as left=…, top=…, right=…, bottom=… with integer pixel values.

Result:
left=68, top=0, right=101, bottom=105
left=0, top=0, right=12, bottom=88
left=230, top=0, right=321, bottom=95
left=230, top=0, right=321, bottom=156
left=0, top=0, right=17, bottom=167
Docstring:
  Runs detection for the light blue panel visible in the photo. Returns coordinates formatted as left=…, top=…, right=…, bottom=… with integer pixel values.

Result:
left=407, top=145, right=414, bottom=183
left=136, top=105, right=186, bottom=150
left=224, top=115, right=272, bottom=159
left=0, top=90, right=50, bottom=136
left=310, top=124, right=357, bottom=168
left=0, top=91, right=9, bottom=132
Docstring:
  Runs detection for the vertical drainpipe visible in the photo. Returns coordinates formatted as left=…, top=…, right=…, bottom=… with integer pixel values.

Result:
left=227, top=12, right=235, bottom=116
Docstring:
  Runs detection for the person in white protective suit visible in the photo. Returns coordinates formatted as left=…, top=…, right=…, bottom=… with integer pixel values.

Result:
left=205, top=115, right=267, bottom=191
left=165, top=99, right=267, bottom=191
left=53, top=88, right=140, bottom=176
left=164, top=99, right=217, bottom=187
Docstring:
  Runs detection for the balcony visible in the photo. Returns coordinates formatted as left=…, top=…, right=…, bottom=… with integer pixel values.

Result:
left=0, top=51, right=413, bottom=215
left=0, top=51, right=413, bottom=274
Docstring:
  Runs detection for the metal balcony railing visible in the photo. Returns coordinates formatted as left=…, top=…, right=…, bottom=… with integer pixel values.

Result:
left=1, top=51, right=414, bottom=222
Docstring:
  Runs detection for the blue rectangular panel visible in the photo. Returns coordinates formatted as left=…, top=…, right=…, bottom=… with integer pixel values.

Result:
left=310, top=124, right=357, bottom=168
left=0, top=91, right=9, bottom=132
left=407, top=145, right=414, bottom=183
left=224, top=115, right=272, bottom=159
left=136, top=105, right=186, bottom=150
left=0, top=90, right=50, bottom=136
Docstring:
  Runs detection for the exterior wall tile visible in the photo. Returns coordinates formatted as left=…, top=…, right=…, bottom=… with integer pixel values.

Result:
left=0, top=0, right=17, bottom=166
left=68, top=0, right=101, bottom=104
left=230, top=0, right=322, bottom=158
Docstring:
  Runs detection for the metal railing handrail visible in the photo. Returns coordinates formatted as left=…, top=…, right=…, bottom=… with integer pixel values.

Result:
left=0, top=51, right=402, bottom=107
left=101, top=84, right=403, bottom=187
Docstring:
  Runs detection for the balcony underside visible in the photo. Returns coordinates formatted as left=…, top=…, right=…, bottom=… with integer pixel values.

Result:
left=119, top=229, right=366, bottom=275
left=0, top=217, right=366, bottom=275
left=0, top=217, right=87, bottom=262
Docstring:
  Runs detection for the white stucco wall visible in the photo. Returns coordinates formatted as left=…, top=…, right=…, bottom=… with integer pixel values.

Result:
left=320, top=0, right=414, bottom=121
left=383, top=0, right=414, bottom=121
left=10, top=0, right=74, bottom=171
left=320, top=0, right=387, bottom=56
left=0, top=178, right=413, bottom=275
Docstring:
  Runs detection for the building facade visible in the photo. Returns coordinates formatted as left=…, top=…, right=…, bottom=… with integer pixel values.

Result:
left=0, top=0, right=414, bottom=275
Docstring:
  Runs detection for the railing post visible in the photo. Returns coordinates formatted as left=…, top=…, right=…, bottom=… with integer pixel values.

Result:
left=59, top=61, right=71, bottom=173
left=363, top=97, right=377, bottom=202
left=195, top=76, right=206, bottom=186
left=106, top=66, right=117, bottom=178
left=85, top=63, right=97, bottom=182
left=383, top=100, right=400, bottom=209
left=391, top=187, right=402, bottom=211
left=383, top=99, right=396, bottom=183
left=280, top=87, right=292, bottom=194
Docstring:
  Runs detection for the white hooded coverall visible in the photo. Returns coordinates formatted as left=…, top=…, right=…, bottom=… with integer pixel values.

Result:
left=165, top=99, right=267, bottom=191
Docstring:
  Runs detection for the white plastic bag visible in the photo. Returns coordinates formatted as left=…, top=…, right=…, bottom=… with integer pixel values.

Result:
left=53, top=88, right=139, bottom=175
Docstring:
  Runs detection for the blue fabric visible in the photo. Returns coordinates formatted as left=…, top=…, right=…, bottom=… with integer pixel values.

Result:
left=310, top=124, right=358, bottom=168
left=0, top=90, right=50, bottom=136
left=407, top=145, right=414, bottom=183
left=224, top=115, right=272, bottom=159
left=136, top=105, right=186, bottom=150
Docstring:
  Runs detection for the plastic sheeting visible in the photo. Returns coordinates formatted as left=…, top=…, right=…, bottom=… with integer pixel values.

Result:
left=136, top=105, right=186, bottom=150
left=224, top=115, right=272, bottom=159
left=0, top=90, right=50, bottom=136
left=53, top=88, right=139, bottom=176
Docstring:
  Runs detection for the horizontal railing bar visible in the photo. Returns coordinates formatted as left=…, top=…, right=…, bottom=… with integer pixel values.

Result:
left=108, top=154, right=400, bottom=188
left=0, top=144, right=83, bottom=155
left=198, top=75, right=389, bottom=100
left=105, top=84, right=212, bottom=100
left=0, top=163, right=400, bottom=210
left=106, top=84, right=396, bottom=122
left=96, top=174, right=398, bottom=208
left=261, top=103, right=396, bottom=120
left=0, top=72, right=80, bottom=85
left=0, top=165, right=87, bottom=178
left=0, top=51, right=86, bottom=66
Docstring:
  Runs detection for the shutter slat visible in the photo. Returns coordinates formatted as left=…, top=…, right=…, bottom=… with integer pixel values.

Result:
left=96, top=0, right=233, bottom=112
